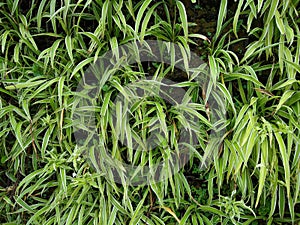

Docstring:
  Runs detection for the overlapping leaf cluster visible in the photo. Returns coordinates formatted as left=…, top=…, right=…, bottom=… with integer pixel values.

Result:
left=0, top=0, right=299, bottom=224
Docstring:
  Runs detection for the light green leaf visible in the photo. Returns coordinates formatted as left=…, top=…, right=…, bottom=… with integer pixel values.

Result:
left=176, top=0, right=188, bottom=39
left=275, top=10, right=285, bottom=35
left=135, top=0, right=152, bottom=36
left=275, top=132, right=290, bottom=199
left=65, top=35, right=74, bottom=64
left=275, top=90, right=295, bottom=114
left=70, top=57, right=94, bottom=79
left=215, top=0, right=227, bottom=39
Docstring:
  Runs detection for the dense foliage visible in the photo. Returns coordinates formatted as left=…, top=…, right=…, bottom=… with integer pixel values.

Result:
left=0, top=0, right=300, bottom=224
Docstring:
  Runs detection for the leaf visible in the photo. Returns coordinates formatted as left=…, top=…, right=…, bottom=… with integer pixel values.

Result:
left=233, top=104, right=250, bottom=130
left=58, top=76, right=65, bottom=108
left=208, top=55, right=219, bottom=88
left=135, top=0, right=152, bottom=36
left=188, top=33, right=210, bottom=42
left=37, top=0, right=47, bottom=30
left=285, top=92, right=300, bottom=106
left=13, top=43, right=20, bottom=63
left=176, top=0, right=188, bottom=39
left=257, top=0, right=263, bottom=12
left=107, top=207, right=118, bottom=225
left=199, top=205, right=227, bottom=217
left=275, top=10, right=285, bottom=35
left=65, top=35, right=74, bottom=64
left=17, top=169, right=44, bottom=193
left=22, top=100, right=31, bottom=120
left=217, top=83, right=236, bottom=116
left=278, top=185, right=285, bottom=219
left=256, top=138, right=268, bottom=207
left=284, top=59, right=300, bottom=73
left=140, top=2, right=161, bottom=41
left=11, top=0, right=19, bottom=15
left=15, top=197, right=34, bottom=213
left=41, top=125, right=55, bottom=157
left=274, top=90, right=295, bottom=114
left=9, top=115, right=25, bottom=152
left=50, top=39, right=62, bottom=68
left=29, top=77, right=60, bottom=100
left=1, top=30, right=10, bottom=54
left=70, top=57, right=94, bottom=79
left=266, top=0, right=279, bottom=24
left=179, top=205, right=196, bottom=225
left=65, top=205, right=76, bottom=225
left=275, top=132, right=290, bottom=199
left=161, top=206, right=181, bottom=223
left=279, top=35, right=284, bottom=74
left=271, top=79, right=298, bottom=91
left=233, top=0, right=244, bottom=38
left=269, top=187, right=278, bottom=219
left=225, top=72, right=264, bottom=87
left=109, top=36, right=119, bottom=59
left=4, top=79, right=47, bottom=90
left=80, top=32, right=103, bottom=52
left=129, top=189, right=148, bottom=225
left=241, top=41, right=263, bottom=63
left=59, top=168, right=67, bottom=194
left=215, top=0, right=227, bottom=39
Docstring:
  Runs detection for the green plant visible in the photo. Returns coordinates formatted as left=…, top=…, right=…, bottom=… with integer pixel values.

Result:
left=1, top=0, right=300, bottom=224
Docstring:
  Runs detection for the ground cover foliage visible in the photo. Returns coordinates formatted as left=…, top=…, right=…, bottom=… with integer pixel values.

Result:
left=0, top=0, right=300, bottom=224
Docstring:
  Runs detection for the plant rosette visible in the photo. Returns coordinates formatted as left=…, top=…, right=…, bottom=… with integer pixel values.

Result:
left=72, top=40, right=226, bottom=186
